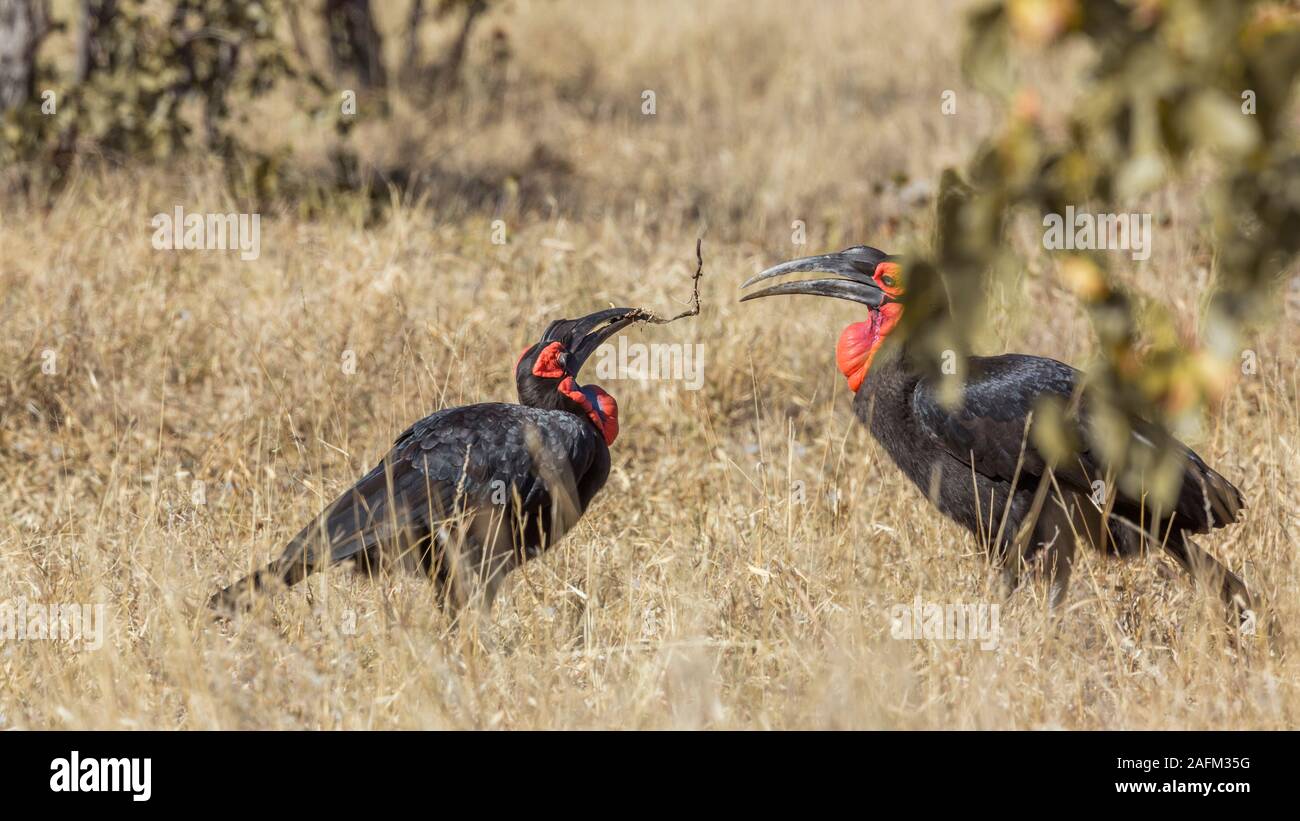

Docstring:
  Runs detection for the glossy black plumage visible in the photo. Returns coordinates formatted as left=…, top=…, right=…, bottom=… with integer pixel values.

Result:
left=742, top=246, right=1256, bottom=618
left=860, top=349, right=1250, bottom=607
left=211, top=307, right=640, bottom=615
left=904, top=354, right=1243, bottom=533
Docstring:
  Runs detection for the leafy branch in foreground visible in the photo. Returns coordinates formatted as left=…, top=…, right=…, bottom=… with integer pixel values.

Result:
left=905, top=0, right=1300, bottom=508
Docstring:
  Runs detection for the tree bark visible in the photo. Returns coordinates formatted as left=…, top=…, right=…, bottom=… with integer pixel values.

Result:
left=325, top=0, right=387, bottom=90
left=403, top=0, right=423, bottom=71
left=75, top=0, right=116, bottom=83
left=435, top=0, right=484, bottom=91
left=0, top=0, right=47, bottom=112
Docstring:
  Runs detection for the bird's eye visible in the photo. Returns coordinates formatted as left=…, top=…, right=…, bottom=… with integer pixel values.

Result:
left=880, top=275, right=896, bottom=287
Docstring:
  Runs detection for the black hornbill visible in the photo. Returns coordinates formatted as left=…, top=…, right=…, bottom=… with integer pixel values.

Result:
left=741, top=245, right=1256, bottom=619
left=211, top=307, right=639, bottom=615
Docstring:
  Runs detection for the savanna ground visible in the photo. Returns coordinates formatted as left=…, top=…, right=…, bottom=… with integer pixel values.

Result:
left=1, top=0, right=1297, bottom=729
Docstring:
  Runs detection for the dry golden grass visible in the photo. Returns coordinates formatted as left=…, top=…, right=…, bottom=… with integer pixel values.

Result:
left=0, top=0, right=1296, bottom=729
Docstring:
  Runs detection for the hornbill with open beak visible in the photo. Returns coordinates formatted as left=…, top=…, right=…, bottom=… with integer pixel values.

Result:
left=211, top=307, right=639, bottom=615
left=741, top=245, right=1256, bottom=621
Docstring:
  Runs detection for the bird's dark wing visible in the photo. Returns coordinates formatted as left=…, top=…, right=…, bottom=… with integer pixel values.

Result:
left=911, top=354, right=1241, bottom=532
left=911, top=354, right=1085, bottom=485
left=272, top=403, right=605, bottom=579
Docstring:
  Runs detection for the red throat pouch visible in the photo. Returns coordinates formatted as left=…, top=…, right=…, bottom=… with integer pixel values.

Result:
left=836, top=320, right=876, bottom=393
left=836, top=305, right=901, bottom=392
left=558, top=377, right=619, bottom=445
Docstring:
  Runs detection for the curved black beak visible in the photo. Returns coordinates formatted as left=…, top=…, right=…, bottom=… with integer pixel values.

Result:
left=739, top=246, right=893, bottom=308
left=560, top=307, right=642, bottom=375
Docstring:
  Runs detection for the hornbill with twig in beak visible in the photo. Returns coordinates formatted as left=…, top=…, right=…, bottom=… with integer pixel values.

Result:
left=210, top=308, right=640, bottom=616
left=741, top=245, right=1257, bottom=622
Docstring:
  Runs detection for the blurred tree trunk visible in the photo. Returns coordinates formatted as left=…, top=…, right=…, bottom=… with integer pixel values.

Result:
left=437, top=0, right=484, bottom=91
left=286, top=2, right=323, bottom=83
left=403, top=0, right=423, bottom=71
left=75, top=0, right=116, bottom=83
left=167, top=2, right=240, bottom=152
left=403, top=0, right=487, bottom=92
left=0, top=0, right=47, bottom=112
left=325, top=0, right=387, bottom=89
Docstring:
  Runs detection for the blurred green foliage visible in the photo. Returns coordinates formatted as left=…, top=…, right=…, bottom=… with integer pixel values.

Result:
left=2, top=0, right=299, bottom=196
left=905, top=0, right=1300, bottom=510
left=1, top=0, right=500, bottom=206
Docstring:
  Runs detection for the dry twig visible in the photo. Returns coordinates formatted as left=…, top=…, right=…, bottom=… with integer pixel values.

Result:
left=629, top=238, right=705, bottom=325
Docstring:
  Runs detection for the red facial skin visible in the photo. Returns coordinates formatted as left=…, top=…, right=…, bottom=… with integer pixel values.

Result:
left=529, top=341, right=619, bottom=445
left=835, top=263, right=905, bottom=393
left=530, top=341, right=566, bottom=379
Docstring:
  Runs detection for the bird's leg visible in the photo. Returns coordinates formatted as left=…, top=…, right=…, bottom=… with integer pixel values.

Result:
left=998, top=471, right=1058, bottom=602
left=998, top=557, right=1025, bottom=600
left=994, top=501, right=1028, bottom=599
left=440, top=570, right=504, bottom=654
left=435, top=510, right=517, bottom=653
left=467, top=573, right=508, bottom=654
left=350, top=544, right=381, bottom=578
left=1164, top=534, right=1272, bottom=640
left=1036, top=489, right=1081, bottom=610
left=432, top=518, right=475, bottom=613
left=1001, top=525, right=1076, bottom=609
left=999, top=487, right=1078, bottom=611
left=1048, top=541, right=1076, bottom=610
left=1034, top=522, right=1076, bottom=610
left=996, top=520, right=1030, bottom=599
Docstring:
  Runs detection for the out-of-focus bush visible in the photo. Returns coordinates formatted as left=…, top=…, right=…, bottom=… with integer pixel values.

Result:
left=904, top=0, right=1300, bottom=511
